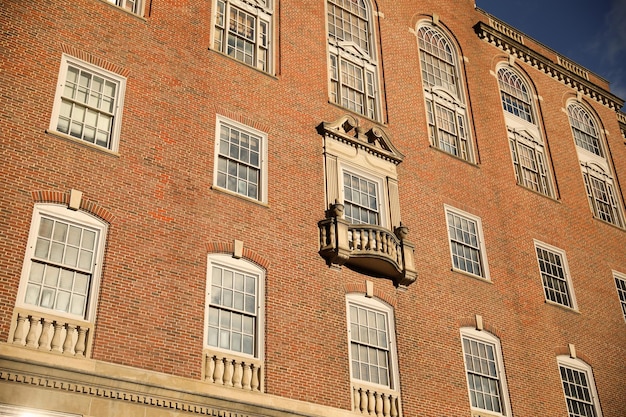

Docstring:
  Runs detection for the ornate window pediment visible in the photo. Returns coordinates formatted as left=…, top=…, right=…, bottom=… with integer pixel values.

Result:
left=317, top=115, right=416, bottom=289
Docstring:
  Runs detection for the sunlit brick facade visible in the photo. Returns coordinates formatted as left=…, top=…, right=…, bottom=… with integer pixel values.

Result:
left=1, top=1, right=625, bottom=417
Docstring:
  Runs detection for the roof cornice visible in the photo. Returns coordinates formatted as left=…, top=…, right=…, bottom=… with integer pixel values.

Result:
left=474, top=21, right=624, bottom=111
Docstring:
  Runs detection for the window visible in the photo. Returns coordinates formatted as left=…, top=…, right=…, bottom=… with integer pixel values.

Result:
left=445, top=206, right=489, bottom=279
left=460, top=328, right=512, bottom=416
left=497, top=66, right=555, bottom=197
left=417, top=24, right=473, bottom=161
left=213, top=116, right=267, bottom=203
left=18, top=204, right=107, bottom=321
left=49, top=55, right=126, bottom=152
left=205, top=254, right=263, bottom=357
left=213, top=0, right=273, bottom=73
left=327, top=0, right=380, bottom=120
left=534, top=241, right=576, bottom=309
left=107, top=0, right=143, bottom=15
left=342, top=170, right=381, bottom=225
left=567, top=101, right=624, bottom=227
left=557, top=356, right=603, bottom=417
left=347, top=294, right=397, bottom=388
left=567, top=103, right=603, bottom=156
left=614, top=272, right=626, bottom=322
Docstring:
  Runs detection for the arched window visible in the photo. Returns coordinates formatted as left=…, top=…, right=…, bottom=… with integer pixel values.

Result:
left=497, top=66, right=554, bottom=197
left=557, top=355, right=603, bottom=417
left=567, top=102, right=603, bottom=156
left=460, top=328, right=512, bottom=416
left=567, top=101, right=624, bottom=227
left=327, top=0, right=380, bottom=120
left=417, top=24, right=473, bottom=161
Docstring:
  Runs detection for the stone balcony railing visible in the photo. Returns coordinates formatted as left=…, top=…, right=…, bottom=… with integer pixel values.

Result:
left=203, top=349, right=263, bottom=392
left=352, top=382, right=401, bottom=417
left=7, top=307, right=93, bottom=357
left=319, top=204, right=417, bottom=288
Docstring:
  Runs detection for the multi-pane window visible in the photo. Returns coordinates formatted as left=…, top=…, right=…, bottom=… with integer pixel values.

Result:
left=509, top=130, right=552, bottom=196
left=445, top=207, right=488, bottom=278
left=214, top=117, right=266, bottom=203
left=567, top=103, right=603, bottom=156
left=497, top=68, right=534, bottom=123
left=558, top=358, right=602, bottom=417
left=461, top=331, right=510, bottom=415
left=535, top=243, right=575, bottom=308
left=327, top=0, right=380, bottom=120
left=207, top=263, right=259, bottom=356
left=498, top=66, right=555, bottom=197
left=418, top=25, right=472, bottom=161
left=567, top=102, right=624, bottom=227
left=614, top=272, right=626, bottom=322
left=50, top=56, right=126, bottom=151
left=347, top=295, right=396, bottom=388
left=213, top=0, right=273, bottom=73
left=107, top=0, right=142, bottom=15
left=19, top=205, right=107, bottom=321
left=343, top=171, right=379, bottom=225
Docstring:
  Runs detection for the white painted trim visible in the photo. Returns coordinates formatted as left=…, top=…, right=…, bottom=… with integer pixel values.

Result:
left=556, top=355, right=604, bottom=417
left=204, top=253, right=265, bottom=361
left=444, top=205, right=490, bottom=280
left=49, top=54, right=126, bottom=153
left=460, top=327, right=512, bottom=417
left=17, top=204, right=108, bottom=322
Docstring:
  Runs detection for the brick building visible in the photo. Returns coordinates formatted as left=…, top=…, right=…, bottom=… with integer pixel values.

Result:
left=1, top=0, right=625, bottom=416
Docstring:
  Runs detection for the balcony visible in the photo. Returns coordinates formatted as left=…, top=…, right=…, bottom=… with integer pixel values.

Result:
left=319, top=203, right=417, bottom=288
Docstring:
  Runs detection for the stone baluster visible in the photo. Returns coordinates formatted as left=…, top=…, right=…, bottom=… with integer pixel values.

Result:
left=63, top=323, right=76, bottom=354
left=242, top=363, right=252, bottom=390
left=320, top=225, right=327, bottom=247
left=382, top=393, right=391, bottom=417
left=50, top=321, right=64, bottom=352
left=206, top=356, right=216, bottom=383
left=25, top=316, right=41, bottom=348
left=329, top=220, right=336, bottom=248
left=390, top=395, right=398, bottom=417
left=250, top=365, right=260, bottom=392
left=359, top=387, right=368, bottom=413
left=38, top=318, right=52, bottom=350
left=75, top=326, right=88, bottom=356
left=12, top=313, right=28, bottom=344
left=223, top=359, right=234, bottom=386
left=375, top=392, right=383, bottom=417
left=233, top=361, right=243, bottom=388
left=213, top=357, right=225, bottom=384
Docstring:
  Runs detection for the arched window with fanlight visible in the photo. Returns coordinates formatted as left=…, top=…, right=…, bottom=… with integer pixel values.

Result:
left=417, top=23, right=474, bottom=162
left=567, top=101, right=624, bottom=228
left=497, top=65, right=555, bottom=197
left=327, top=0, right=380, bottom=121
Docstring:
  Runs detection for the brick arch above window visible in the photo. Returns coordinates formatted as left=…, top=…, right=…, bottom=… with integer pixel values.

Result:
left=205, top=241, right=270, bottom=270
left=30, top=190, right=115, bottom=224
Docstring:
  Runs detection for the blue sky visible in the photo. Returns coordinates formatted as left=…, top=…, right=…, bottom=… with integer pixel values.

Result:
left=475, top=0, right=626, bottom=111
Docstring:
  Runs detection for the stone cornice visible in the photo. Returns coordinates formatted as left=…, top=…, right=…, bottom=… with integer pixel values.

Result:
left=0, top=346, right=356, bottom=417
left=474, top=21, right=624, bottom=111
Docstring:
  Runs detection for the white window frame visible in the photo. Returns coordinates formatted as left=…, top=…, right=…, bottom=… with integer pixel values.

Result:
left=326, top=0, right=381, bottom=121
left=107, top=0, right=145, bottom=16
left=212, top=0, right=274, bottom=73
left=444, top=205, right=490, bottom=280
left=557, top=355, right=603, bottom=417
left=460, top=328, right=512, bottom=416
left=497, top=65, right=555, bottom=198
left=17, top=204, right=108, bottom=322
left=533, top=240, right=577, bottom=310
left=346, top=293, right=399, bottom=390
left=49, top=54, right=126, bottom=153
left=204, top=253, right=265, bottom=360
left=613, top=271, right=626, bottom=323
left=213, top=115, right=268, bottom=204
left=567, top=101, right=625, bottom=228
left=339, top=163, right=388, bottom=227
left=417, top=23, right=474, bottom=162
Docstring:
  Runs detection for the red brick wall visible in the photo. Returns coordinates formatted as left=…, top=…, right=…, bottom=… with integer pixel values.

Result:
left=1, top=0, right=624, bottom=415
